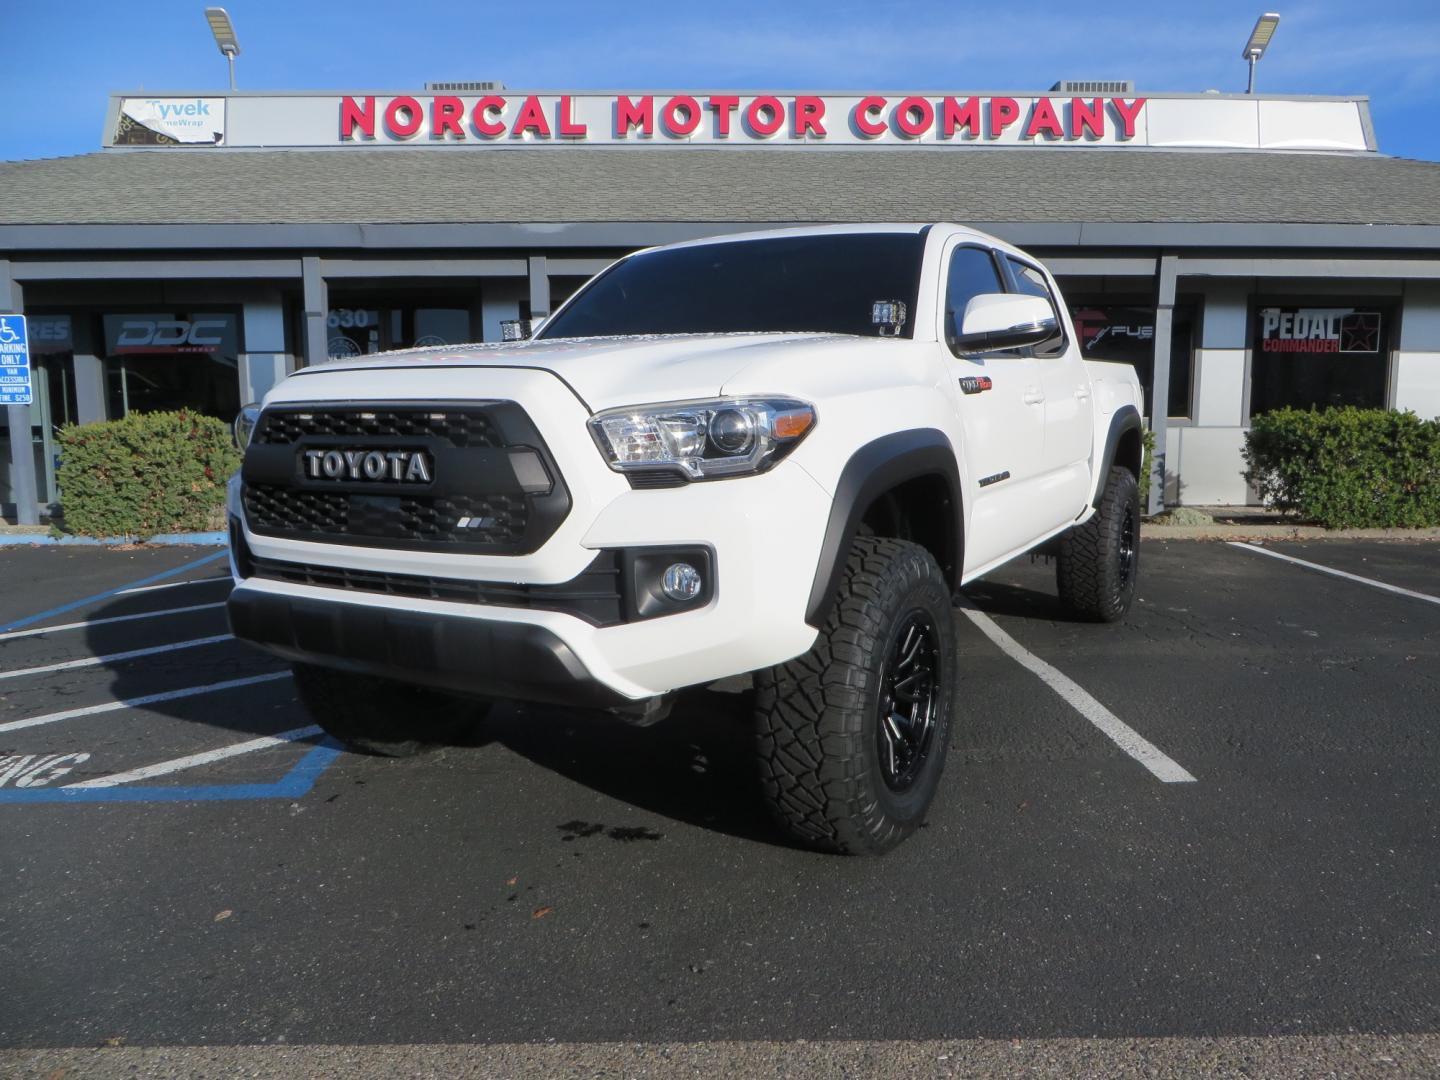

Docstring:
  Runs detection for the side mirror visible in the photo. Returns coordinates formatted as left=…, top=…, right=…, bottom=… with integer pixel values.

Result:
left=951, top=293, right=1060, bottom=353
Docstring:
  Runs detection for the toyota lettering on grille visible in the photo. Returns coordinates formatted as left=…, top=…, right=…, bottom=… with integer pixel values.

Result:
left=302, top=448, right=433, bottom=483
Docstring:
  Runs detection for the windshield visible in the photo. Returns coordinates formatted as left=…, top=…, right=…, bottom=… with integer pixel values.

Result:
left=537, top=232, right=925, bottom=340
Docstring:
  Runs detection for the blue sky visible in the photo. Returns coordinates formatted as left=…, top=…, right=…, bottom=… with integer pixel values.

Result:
left=2, top=0, right=1438, bottom=161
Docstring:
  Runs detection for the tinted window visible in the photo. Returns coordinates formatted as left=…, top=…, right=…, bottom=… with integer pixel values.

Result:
left=1007, top=257, right=1065, bottom=357
left=944, top=247, right=1003, bottom=340
left=1008, top=258, right=1053, bottom=300
left=1249, top=304, right=1389, bottom=416
left=538, top=233, right=925, bottom=340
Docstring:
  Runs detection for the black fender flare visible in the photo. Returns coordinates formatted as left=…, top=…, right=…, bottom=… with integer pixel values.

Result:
left=804, top=429, right=963, bottom=629
left=1091, top=405, right=1144, bottom=508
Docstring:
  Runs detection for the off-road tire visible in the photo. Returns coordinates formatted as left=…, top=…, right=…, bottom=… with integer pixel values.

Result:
left=1056, top=465, right=1140, bottom=622
left=292, top=662, right=492, bottom=757
left=754, top=536, right=957, bottom=855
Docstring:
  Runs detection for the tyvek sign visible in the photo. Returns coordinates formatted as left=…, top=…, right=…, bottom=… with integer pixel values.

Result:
left=114, top=98, right=227, bottom=145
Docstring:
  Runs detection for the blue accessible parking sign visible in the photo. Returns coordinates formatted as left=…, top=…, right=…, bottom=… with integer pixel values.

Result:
left=0, top=314, right=32, bottom=406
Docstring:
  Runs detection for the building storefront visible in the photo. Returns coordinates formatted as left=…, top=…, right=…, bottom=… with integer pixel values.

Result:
left=4, top=85, right=1440, bottom=519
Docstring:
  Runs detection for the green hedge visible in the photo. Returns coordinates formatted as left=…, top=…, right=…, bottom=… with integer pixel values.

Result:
left=1242, top=407, right=1440, bottom=529
left=56, top=411, right=240, bottom=538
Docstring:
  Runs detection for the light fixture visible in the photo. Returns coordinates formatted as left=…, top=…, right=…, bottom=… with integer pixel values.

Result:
left=1241, top=12, right=1281, bottom=94
left=205, top=7, right=241, bottom=91
left=661, top=564, right=703, bottom=602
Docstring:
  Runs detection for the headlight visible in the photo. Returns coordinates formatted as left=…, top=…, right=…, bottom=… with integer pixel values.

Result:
left=589, top=397, right=816, bottom=480
left=233, top=403, right=261, bottom=449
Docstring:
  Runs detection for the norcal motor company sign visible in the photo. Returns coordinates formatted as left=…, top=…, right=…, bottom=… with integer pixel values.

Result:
left=339, top=93, right=1147, bottom=144
left=104, top=92, right=1376, bottom=151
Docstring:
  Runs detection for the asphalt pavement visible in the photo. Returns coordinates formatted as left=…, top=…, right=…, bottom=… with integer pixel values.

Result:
left=0, top=539, right=1435, bottom=1077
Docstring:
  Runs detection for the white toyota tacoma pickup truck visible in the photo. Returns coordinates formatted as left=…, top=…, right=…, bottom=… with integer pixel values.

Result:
left=227, top=223, right=1144, bottom=854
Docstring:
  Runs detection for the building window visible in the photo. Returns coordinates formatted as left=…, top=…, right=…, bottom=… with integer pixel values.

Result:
left=326, top=302, right=472, bottom=358
left=102, top=311, right=241, bottom=421
left=1249, top=304, right=1390, bottom=416
left=1069, top=304, right=1195, bottom=418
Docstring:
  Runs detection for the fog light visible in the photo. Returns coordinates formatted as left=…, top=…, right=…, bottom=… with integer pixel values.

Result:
left=661, top=562, right=703, bottom=602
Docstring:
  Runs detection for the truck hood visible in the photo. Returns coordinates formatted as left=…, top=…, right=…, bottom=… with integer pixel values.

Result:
left=298, top=333, right=864, bottom=412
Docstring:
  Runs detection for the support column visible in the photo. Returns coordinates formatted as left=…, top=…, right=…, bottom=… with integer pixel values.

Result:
left=528, top=255, right=550, bottom=321
left=301, top=256, right=329, bottom=368
left=2, top=261, right=39, bottom=525
left=239, top=294, right=289, bottom=404
left=1147, top=254, right=1178, bottom=515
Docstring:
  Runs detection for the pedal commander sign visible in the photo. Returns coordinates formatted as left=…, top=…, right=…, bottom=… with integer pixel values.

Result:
left=1257, top=307, right=1385, bottom=355
left=102, top=92, right=1376, bottom=151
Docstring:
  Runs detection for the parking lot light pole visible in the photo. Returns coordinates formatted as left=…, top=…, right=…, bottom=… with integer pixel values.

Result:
left=205, top=7, right=241, bottom=91
left=1243, top=12, right=1281, bottom=93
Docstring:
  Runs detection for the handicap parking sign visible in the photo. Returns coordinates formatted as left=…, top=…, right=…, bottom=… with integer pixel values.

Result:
left=0, top=314, right=31, bottom=406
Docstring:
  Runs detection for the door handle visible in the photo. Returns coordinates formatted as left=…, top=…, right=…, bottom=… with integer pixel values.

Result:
left=1074, top=387, right=1091, bottom=401
left=1022, top=388, right=1046, bottom=405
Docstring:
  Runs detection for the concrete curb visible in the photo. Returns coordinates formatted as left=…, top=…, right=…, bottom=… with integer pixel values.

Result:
left=0, top=531, right=226, bottom=547
left=1142, top=523, right=1440, bottom=541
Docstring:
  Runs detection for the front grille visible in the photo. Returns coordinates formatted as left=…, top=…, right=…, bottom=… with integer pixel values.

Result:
left=249, top=553, right=624, bottom=626
left=240, top=402, right=570, bottom=555
left=255, top=408, right=503, bottom=449
left=243, top=484, right=528, bottom=547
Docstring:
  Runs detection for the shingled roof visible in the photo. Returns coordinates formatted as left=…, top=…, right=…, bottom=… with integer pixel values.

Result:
left=3, top=147, right=1440, bottom=228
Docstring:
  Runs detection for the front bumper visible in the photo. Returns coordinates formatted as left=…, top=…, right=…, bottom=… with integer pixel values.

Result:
left=227, top=586, right=630, bottom=708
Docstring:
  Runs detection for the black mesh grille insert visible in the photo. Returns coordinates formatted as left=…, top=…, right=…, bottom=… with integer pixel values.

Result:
left=242, top=484, right=529, bottom=547
left=255, top=408, right=504, bottom=449
left=249, top=553, right=623, bottom=626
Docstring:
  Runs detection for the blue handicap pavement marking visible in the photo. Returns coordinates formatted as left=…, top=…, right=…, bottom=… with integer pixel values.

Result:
left=0, top=740, right=344, bottom=805
left=0, top=550, right=228, bottom=634
left=0, top=314, right=32, bottom=406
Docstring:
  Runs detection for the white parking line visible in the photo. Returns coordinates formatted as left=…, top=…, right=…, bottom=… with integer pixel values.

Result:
left=0, top=603, right=228, bottom=643
left=1228, top=541, right=1440, bottom=607
left=65, top=724, right=323, bottom=788
left=115, top=576, right=229, bottom=597
left=958, top=603, right=1197, bottom=784
left=0, top=634, right=234, bottom=682
left=0, top=671, right=292, bottom=733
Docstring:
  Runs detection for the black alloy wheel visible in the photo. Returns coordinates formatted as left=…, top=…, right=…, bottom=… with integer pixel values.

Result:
left=1118, top=502, right=1137, bottom=589
left=876, top=611, right=941, bottom=792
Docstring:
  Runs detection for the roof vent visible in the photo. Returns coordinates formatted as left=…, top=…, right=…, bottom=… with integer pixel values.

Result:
left=1050, top=80, right=1136, bottom=94
left=425, top=81, right=505, bottom=93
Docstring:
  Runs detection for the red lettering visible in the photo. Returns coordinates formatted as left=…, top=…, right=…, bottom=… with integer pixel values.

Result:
left=1069, top=98, right=1104, bottom=139
left=854, top=96, right=887, bottom=138
left=432, top=96, right=464, bottom=139
left=793, top=95, right=826, bottom=138
left=987, top=97, right=1021, bottom=138
left=662, top=95, right=702, bottom=137
left=707, top=95, right=740, bottom=137
left=895, top=96, right=934, bottom=138
left=616, top=95, right=655, bottom=137
left=340, top=96, right=375, bottom=140
left=1024, top=97, right=1064, bottom=139
left=472, top=96, right=505, bottom=138
left=384, top=96, right=423, bottom=138
left=512, top=95, right=551, bottom=138
left=1111, top=97, right=1146, bottom=140
left=746, top=96, right=784, bottom=136
left=558, top=95, right=588, bottom=138
left=940, top=96, right=981, bottom=138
